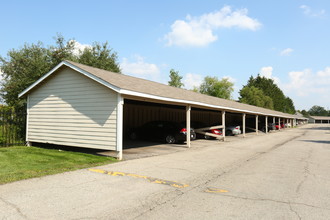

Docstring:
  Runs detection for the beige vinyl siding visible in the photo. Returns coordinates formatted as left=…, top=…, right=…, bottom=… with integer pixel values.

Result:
left=27, top=67, right=118, bottom=150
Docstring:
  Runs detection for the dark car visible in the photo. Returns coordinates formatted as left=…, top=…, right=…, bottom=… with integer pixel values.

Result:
left=260, top=123, right=276, bottom=132
left=129, top=121, right=196, bottom=144
left=182, top=121, right=222, bottom=139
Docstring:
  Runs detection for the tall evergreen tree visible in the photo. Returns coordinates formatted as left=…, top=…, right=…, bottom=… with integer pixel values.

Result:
left=241, top=75, right=295, bottom=114
left=239, top=86, right=274, bottom=109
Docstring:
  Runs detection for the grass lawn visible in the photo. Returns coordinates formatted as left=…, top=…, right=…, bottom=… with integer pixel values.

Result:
left=0, top=146, right=117, bottom=184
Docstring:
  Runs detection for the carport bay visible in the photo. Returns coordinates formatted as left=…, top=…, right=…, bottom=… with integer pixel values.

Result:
left=121, top=97, right=289, bottom=149
left=122, top=99, right=226, bottom=148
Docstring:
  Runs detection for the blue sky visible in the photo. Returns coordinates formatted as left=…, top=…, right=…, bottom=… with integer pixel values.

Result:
left=1, top=0, right=330, bottom=111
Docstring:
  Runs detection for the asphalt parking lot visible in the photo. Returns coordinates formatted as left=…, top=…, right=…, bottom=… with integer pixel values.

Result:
left=1, top=124, right=330, bottom=219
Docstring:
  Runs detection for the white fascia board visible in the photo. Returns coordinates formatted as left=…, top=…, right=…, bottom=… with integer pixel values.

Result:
left=120, top=89, right=293, bottom=118
left=18, top=61, right=121, bottom=98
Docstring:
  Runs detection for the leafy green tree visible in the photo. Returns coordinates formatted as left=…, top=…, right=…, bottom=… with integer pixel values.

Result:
left=243, top=75, right=295, bottom=113
left=168, top=69, right=184, bottom=88
left=0, top=42, right=51, bottom=109
left=0, top=35, right=121, bottom=110
left=300, top=110, right=310, bottom=117
left=77, top=42, right=121, bottom=73
left=199, top=76, right=234, bottom=99
left=239, top=86, right=274, bottom=109
left=308, top=105, right=328, bottom=116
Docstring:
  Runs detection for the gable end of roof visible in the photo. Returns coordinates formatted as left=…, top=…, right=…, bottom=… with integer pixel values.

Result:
left=18, top=61, right=121, bottom=98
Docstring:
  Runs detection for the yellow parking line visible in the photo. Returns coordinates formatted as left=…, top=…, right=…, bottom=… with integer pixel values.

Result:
left=88, top=168, right=189, bottom=188
left=205, top=187, right=228, bottom=193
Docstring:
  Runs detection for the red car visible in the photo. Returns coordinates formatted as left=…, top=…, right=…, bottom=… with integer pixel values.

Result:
left=275, top=123, right=285, bottom=130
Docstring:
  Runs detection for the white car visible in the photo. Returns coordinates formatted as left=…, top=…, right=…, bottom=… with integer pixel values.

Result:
left=225, top=126, right=241, bottom=136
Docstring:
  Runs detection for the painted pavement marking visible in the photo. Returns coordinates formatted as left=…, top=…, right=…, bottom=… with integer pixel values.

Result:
left=205, top=187, right=228, bottom=193
left=88, top=168, right=189, bottom=188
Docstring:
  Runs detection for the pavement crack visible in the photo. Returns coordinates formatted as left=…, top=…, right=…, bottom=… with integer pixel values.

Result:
left=289, top=202, right=302, bottom=220
left=216, top=193, right=330, bottom=211
left=154, top=164, right=197, bottom=174
left=132, top=189, right=184, bottom=220
left=296, top=148, right=313, bottom=194
left=0, top=196, right=28, bottom=219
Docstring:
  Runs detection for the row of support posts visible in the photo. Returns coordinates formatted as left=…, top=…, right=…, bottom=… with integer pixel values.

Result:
left=115, top=98, right=298, bottom=160
left=184, top=105, right=296, bottom=149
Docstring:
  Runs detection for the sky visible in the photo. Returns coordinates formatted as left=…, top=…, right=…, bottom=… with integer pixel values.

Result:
left=1, top=0, right=330, bottom=111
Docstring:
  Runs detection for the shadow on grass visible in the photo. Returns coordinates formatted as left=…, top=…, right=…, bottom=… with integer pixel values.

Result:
left=32, top=142, right=114, bottom=157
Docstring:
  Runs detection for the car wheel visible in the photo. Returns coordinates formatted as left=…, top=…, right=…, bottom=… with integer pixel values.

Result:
left=191, top=133, right=197, bottom=140
left=225, top=130, right=232, bottom=136
left=165, top=135, right=176, bottom=144
left=129, top=132, right=138, bottom=140
left=204, top=135, right=211, bottom=140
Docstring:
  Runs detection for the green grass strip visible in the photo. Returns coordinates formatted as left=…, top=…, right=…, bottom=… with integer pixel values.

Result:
left=0, top=146, right=117, bottom=184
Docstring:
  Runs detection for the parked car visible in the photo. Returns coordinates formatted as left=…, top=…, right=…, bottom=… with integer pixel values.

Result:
left=182, top=121, right=222, bottom=139
left=275, top=123, right=285, bottom=130
left=225, top=125, right=241, bottom=136
left=260, top=123, right=276, bottom=132
left=129, top=121, right=196, bottom=144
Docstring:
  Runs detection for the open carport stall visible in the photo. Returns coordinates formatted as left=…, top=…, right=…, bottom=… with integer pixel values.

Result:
left=309, top=116, right=330, bottom=124
left=19, top=60, right=296, bottom=160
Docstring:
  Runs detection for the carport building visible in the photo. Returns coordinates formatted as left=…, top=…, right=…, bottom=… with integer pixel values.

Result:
left=19, top=61, right=299, bottom=160
left=309, top=116, right=330, bottom=124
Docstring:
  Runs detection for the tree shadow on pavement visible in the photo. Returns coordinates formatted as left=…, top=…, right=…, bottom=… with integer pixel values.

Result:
left=300, top=140, right=330, bottom=144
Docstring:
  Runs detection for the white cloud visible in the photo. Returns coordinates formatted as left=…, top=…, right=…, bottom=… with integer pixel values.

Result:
left=280, top=48, right=293, bottom=56
left=300, top=5, right=326, bottom=17
left=259, top=66, right=281, bottom=85
left=70, top=40, right=92, bottom=56
left=120, top=55, right=161, bottom=81
left=164, top=6, right=262, bottom=47
left=183, top=73, right=203, bottom=90
left=317, top=67, right=330, bottom=77
left=285, top=67, right=330, bottom=97
left=223, top=75, right=236, bottom=83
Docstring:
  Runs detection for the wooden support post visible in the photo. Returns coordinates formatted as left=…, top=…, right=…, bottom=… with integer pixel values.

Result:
left=186, top=105, right=191, bottom=148
left=273, top=117, right=275, bottom=124
left=265, top=116, right=268, bottom=133
left=222, top=111, right=226, bottom=141
left=242, top=113, right=246, bottom=138
left=116, top=94, right=124, bottom=160
left=256, top=115, right=259, bottom=135
left=278, top=117, right=281, bottom=130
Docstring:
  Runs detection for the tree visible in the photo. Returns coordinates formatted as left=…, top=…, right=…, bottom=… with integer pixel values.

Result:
left=77, top=42, right=121, bottom=73
left=168, top=69, right=184, bottom=88
left=0, top=35, right=121, bottom=110
left=242, top=75, right=296, bottom=114
left=308, top=105, right=328, bottom=116
left=239, top=86, right=274, bottom=109
left=198, top=76, right=234, bottom=99
left=300, top=110, right=310, bottom=117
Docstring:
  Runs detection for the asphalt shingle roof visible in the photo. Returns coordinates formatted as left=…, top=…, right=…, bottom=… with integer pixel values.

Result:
left=64, top=60, right=297, bottom=119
